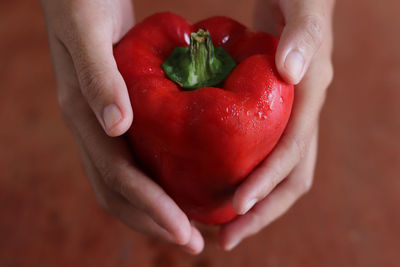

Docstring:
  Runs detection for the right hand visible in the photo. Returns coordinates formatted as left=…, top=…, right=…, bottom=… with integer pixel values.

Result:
left=40, top=0, right=204, bottom=254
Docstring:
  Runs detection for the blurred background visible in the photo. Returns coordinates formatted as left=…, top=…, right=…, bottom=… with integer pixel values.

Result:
left=1, top=0, right=399, bottom=266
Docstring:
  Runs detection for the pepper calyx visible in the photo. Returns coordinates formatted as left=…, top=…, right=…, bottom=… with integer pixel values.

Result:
left=162, top=29, right=236, bottom=90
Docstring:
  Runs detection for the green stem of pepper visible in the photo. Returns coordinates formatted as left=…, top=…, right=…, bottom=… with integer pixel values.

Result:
left=162, top=29, right=236, bottom=90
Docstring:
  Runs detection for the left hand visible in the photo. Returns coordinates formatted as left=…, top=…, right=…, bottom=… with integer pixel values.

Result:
left=219, top=0, right=334, bottom=250
left=41, top=0, right=203, bottom=254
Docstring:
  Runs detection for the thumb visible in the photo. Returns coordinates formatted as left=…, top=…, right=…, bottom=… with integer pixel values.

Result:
left=67, top=28, right=133, bottom=137
left=275, top=0, right=330, bottom=84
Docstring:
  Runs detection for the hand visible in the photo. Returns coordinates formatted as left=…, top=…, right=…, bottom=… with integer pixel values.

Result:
left=40, top=0, right=203, bottom=254
left=219, top=0, right=334, bottom=250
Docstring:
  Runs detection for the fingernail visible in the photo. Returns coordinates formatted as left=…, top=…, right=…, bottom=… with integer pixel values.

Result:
left=284, top=50, right=304, bottom=83
left=225, top=239, right=241, bottom=251
left=103, top=104, right=122, bottom=131
left=240, top=198, right=257, bottom=215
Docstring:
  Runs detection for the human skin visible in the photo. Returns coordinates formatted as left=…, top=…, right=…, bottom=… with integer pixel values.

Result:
left=41, top=0, right=334, bottom=254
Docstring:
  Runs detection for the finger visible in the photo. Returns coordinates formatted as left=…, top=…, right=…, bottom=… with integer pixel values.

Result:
left=51, top=38, right=193, bottom=246
left=232, top=47, right=331, bottom=215
left=232, top=0, right=333, bottom=214
left=59, top=3, right=133, bottom=136
left=232, top=100, right=316, bottom=215
left=80, top=145, right=204, bottom=253
left=181, top=225, right=205, bottom=255
left=79, top=144, right=177, bottom=243
left=220, top=131, right=318, bottom=250
left=79, top=108, right=193, bottom=246
left=84, top=149, right=205, bottom=254
left=275, top=0, right=334, bottom=84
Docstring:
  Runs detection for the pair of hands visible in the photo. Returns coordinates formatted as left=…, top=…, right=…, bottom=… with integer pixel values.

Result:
left=41, top=0, right=334, bottom=254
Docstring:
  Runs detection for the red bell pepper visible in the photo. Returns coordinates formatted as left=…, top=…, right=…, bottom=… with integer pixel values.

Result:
left=114, top=12, right=294, bottom=224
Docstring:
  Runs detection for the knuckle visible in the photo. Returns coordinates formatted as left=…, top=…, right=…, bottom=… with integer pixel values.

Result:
left=316, top=62, right=334, bottom=109
left=301, top=15, right=324, bottom=49
left=102, top=165, right=133, bottom=199
left=293, top=136, right=308, bottom=160
left=96, top=195, right=113, bottom=214
left=323, top=62, right=334, bottom=88
left=57, top=89, right=77, bottom=122
left=102, top=166, right=122, bottom=192
left=255, top=160, right=285, bottom=200
left=57, top=91, right=72, bottom=114
left=247, top=213, right=264, bottom=236
left=297, top=176, right=314, bottom=195
left=265, top=165, right=283, bottom=191
left=79, top=65, right=106, bottom=104
left=307, top=60, right=334, bottom=111
left=96, top=193, right=122, bottom=219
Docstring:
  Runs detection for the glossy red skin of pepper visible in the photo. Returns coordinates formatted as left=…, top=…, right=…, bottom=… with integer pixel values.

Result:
left=114, top=12, right=294, bottom=224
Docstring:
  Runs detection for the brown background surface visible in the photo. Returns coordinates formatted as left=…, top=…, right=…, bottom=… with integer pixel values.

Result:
left=1, top=0, right=399, bottom=266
